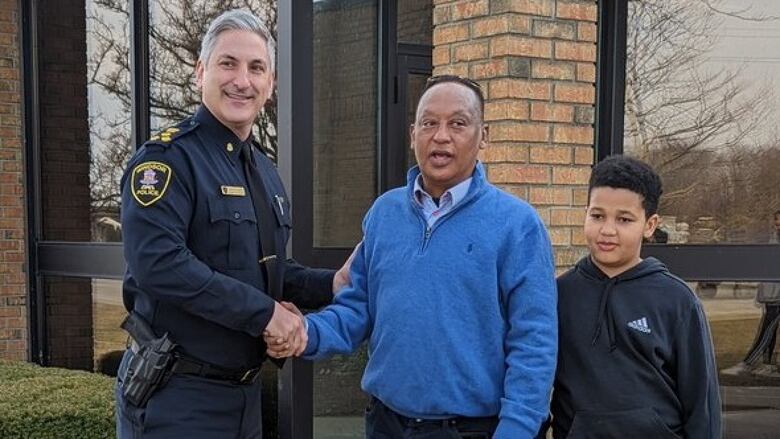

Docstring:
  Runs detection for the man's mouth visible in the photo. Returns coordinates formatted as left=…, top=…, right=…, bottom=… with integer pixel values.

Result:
left=225, top=91, right=253, bottom=102
left=429, top=150, right=453, bottom=166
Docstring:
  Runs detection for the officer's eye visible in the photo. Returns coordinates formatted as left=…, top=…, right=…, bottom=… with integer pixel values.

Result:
left=420, top=120, right=437, bottom=128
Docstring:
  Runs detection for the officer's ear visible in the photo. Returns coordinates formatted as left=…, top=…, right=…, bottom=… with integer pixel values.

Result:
left=195, top=60, right=204, bottom=89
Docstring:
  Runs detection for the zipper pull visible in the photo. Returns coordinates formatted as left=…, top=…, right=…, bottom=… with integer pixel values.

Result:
left=275, top=195, right=285, bottom=216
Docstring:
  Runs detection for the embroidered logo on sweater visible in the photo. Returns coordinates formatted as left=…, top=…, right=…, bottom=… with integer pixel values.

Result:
left=627, top=317, right=652, bottom=334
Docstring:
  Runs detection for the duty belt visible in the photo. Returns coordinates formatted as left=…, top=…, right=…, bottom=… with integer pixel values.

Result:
left=130, top=340, right=261, bottom=385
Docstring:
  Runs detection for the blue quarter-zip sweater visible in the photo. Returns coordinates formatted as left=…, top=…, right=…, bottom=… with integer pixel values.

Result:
left=304, top=163, right=558, bottom=438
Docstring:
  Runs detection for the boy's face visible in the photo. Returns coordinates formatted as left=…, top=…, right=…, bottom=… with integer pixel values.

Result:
left=585, top=187, right=659, bottom=278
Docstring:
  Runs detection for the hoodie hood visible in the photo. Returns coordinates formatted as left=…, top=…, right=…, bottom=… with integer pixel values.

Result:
left=575, top=256, right=668, bottom=351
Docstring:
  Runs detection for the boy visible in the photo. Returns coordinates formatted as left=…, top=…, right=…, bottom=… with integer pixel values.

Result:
left=551, top=155, right=721, bottom=438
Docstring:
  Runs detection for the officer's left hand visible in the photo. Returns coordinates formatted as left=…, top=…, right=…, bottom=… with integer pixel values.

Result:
left=333, top=242, right=361, bottom=293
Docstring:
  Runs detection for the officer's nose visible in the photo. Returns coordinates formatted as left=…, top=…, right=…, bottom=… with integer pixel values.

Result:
left=232, top=65, right=251, bottom=88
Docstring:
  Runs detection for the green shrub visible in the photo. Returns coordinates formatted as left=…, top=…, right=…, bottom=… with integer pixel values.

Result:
left=0, top=361, right=115, bottom=438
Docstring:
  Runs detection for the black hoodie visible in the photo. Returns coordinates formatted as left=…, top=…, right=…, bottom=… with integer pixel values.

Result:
left=551, top=257, right=721, bottom=439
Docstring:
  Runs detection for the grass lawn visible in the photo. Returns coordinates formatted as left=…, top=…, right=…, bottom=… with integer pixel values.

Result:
left=709, top=317, right=780, bottom=387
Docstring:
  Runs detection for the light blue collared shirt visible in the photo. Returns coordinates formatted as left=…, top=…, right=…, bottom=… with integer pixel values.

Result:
left=413, top=175, right=472, bottom=228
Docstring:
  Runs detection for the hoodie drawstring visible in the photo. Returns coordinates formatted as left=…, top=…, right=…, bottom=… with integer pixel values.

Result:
left=591, top=278, right=619, bottom=352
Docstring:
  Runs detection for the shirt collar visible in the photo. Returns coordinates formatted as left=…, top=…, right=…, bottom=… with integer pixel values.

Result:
left=194, top=105, right=251, bottom=164
left=413, top=175, right=472, bottom=207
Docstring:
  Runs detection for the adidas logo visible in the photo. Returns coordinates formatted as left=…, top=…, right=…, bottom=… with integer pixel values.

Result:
left=627, top=317, right=651, bottom=334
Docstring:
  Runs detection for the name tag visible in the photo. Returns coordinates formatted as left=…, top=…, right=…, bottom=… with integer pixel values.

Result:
left=220, top=185, right=246, bottom=197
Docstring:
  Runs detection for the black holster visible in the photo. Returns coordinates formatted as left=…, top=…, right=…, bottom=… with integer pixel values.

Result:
left=120, top=312, right=177, bottom=408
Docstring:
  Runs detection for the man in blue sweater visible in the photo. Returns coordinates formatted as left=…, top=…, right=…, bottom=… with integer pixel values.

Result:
left=267, top=75, right=558, bottom=438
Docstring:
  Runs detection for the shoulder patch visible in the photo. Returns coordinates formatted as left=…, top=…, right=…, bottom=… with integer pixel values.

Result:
left=131, top=161, right=173, bottom=207
left=146, top=119, right=199, bottom=146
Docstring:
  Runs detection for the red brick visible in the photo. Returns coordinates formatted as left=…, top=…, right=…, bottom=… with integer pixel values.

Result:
left=436, top=63, right=469, bottom=77
left=471, top=59, right=508, bottom=80
left=576, top=62, right=596, bottom=82
left=530, top=102, right=574, bottom=122
left=553, top=125, right=593, bottom=144
left=529, top=187, right=572, bottom=205
left=578, top=22, right=597, bottom=42
left=484, top=100, right=529, bottom=121
left=491, top=36, right=552, bottom=59
left=501, top=185, right=529, bottom=201
left=557, top=1, right=597, bottom=22
left=530, top=145, right=572, bottom=164
left=555, top=41, right=596, bottom=62
left=553, top=166, right=591, bottom=185
left=574, top=146, right=594, bottom=165
left=452, top=0, right=489, bottom=20
left=551, top=208, right=585, bottom=226
left=489, top=163, right=550, bottom=184
left=572, top=228, right=587, bottom=245
left=554, top=83, right=595, bottom=104
left=573, top=187, right=589, bottom=206
left=548, top=227, right=571, bottom=246
left=493, top=0, right=555, bottom=16
left=434, top=5, right=452, bottom=25
left=453, top=41, right=489, bottom=62
left=433, top=23, right=470, bottom=45
left=490, top=78, right=551, bottom=100
left=479, top=144, right=529, bottom=162
left=532, top=19, right=576, bottom=40
left=531, top=60, right=576, bottom=80
left=490, top=122, right=550, bottom=142
left=433, top=46, right=451, bottom=66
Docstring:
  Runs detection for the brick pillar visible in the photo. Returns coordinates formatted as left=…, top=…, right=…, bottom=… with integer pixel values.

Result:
left=432, top=0, right=597, bottom=271
left=0, top=0, right=26, bottom=361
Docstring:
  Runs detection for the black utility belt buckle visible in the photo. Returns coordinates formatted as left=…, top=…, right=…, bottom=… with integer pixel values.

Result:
left=236, top=367, right=262, bottom=385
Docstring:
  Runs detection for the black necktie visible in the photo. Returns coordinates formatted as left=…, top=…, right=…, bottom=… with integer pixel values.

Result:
left=240, top=142, right=280, bottom=300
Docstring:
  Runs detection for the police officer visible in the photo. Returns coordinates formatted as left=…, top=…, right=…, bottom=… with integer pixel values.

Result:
left=116, top=9, right=351, bottom=438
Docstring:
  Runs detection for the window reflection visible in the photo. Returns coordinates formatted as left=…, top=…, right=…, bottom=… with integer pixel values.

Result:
left=312, top=0, right=378, bottom=248
left=700, top=278, right=780, bottom=435
left=624, top=0, right=780, bottom=244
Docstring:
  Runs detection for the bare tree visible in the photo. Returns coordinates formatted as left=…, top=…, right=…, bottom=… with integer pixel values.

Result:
left=625, top=0, right=780, bottom=240
left=87, top=0, right=277, bottom=219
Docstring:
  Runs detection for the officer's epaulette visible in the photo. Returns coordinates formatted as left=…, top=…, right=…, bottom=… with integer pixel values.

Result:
left=145, top=119, right=200, bottom=147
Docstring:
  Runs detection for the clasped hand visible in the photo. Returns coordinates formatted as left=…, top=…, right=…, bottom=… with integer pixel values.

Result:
left=263, top=301, right=306, bottom=358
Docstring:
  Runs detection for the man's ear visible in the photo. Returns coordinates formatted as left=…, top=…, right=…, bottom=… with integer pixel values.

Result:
left=409, top=124, right=416, bottom=151
left=195, top=60, right=204, bottom=89
left=479, top=124, right=489, bottom=150
left=643, top=213, right=660, bottom=239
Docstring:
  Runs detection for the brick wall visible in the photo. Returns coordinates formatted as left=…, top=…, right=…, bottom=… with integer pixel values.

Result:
left=38, top=0, right=93, bottom=369
left=433, top=0, right=597, bottom=271
left=0, top=0, right=26, bottom=361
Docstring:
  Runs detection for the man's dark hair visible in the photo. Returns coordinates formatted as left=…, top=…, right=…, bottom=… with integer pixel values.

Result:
left=774, top=210, right=780, bottom=218
left=588, top=155, right=663, bottom=217
left=422, top=75, right=485, bottom=119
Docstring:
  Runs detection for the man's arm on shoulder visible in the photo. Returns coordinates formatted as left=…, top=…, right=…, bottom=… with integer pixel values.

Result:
left=494, top=213, right=558, bottom=438
left=122, top=145, right=275, bottom=337
left=676, top=301, right=722, bottom=439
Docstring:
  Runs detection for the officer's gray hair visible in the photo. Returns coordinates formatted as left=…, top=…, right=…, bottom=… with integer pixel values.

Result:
left=199, top=9, right=276, bottom=73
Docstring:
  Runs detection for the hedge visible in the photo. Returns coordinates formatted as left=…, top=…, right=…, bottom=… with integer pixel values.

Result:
left=0, top=361, right=115, bottom=438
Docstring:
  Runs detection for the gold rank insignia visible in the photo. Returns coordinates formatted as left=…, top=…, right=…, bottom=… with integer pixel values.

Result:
left=149, top=127, right=181, bottom=143
left=220, top=185, right=246, bottom=197
left=131, top=161, right=172, bottom=207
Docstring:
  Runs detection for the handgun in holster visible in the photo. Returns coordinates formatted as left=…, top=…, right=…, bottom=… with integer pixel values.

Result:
left=120, top=312, right=177, bottom=408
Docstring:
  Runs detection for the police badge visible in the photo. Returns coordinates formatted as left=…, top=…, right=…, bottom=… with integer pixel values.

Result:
left=131, top=161, right=172, bottom=207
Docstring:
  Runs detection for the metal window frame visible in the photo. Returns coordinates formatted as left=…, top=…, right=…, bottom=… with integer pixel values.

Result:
left=596, top=0, right=780, bottom=282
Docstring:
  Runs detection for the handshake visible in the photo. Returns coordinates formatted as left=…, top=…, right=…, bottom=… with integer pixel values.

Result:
left=263, top=301, right=307, bottom=359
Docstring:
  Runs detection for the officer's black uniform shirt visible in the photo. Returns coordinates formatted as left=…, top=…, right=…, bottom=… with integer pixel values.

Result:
left=121, top=106, right=334, bottom=369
